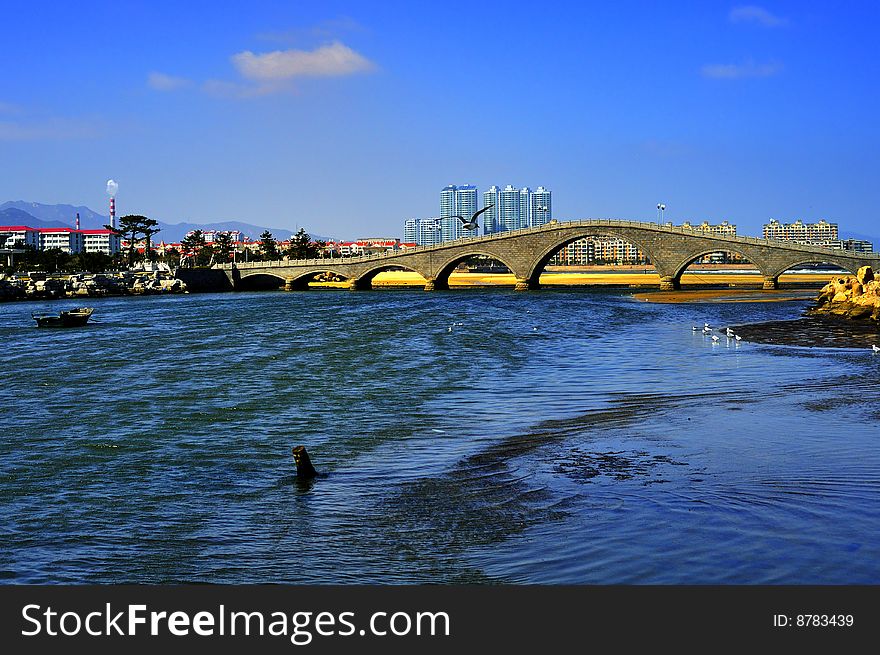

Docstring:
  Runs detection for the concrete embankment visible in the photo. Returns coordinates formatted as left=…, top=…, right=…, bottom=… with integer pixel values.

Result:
left=0, top=271, right=189, bottom=302
left=808, top=266, right=880, bottom=321
left=174, top=268, right=233, bottom=293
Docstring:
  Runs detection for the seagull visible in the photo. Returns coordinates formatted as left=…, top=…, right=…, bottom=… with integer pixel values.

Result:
left=711, top=335, right=720, bottom=343
left=450, top=205, right=494, bottom=232
left=702, top=326, right=712, bottom=334
left=726, top=328, right=735, bottom=337
left=704, top=322, right=711, bottom=329
left=735, top=334, right=742, bottom=341
left=873, top=345, right=880, bottom=353
left=692, top=326, right=698, bottom=331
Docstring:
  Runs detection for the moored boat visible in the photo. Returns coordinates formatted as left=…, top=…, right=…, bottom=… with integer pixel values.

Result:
left=32, top=307, right=95, bottom=327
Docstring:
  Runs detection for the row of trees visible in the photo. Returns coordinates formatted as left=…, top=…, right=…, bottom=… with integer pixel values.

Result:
left=177, top=228, right=327, bottom=267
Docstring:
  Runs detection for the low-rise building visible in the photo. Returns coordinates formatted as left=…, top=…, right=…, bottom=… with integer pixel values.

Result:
left=0, top=226, right=40, bottom=249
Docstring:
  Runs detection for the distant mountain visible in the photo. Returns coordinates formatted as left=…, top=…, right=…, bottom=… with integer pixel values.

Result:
left=840, top=230, right=878, bottom=245
left=0, top=207, right=71, bottom=229
left=0, top=201, right=331, bottom=243
left=0, top=201, right=107, bottom=229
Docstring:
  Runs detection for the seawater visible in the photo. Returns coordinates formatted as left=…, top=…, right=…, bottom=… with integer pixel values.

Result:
left=1, top=288, right=878, bottom=584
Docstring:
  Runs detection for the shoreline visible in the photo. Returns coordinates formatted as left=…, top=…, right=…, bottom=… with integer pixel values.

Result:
left=1, top=269, right=831, bottom=304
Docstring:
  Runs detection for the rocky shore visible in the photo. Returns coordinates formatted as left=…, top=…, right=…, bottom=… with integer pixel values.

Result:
left=0, top=271, right=187, bottom=302
left=808, top=266, right=880, bottom=321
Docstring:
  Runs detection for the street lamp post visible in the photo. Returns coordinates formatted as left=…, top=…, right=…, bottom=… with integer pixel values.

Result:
left=656, top=203, right=666, bottom=224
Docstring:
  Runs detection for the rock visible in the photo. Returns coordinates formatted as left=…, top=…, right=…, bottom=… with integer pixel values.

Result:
left=812, top=273, right=880, bottom=322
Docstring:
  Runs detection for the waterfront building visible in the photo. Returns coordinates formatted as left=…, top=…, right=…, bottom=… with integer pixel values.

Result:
left=498, top=185, right=522, bottom=232
left=402, top=217, right=443, bottom=246
left=842, top=239, right=874, bottom=253
left=549, top=236, right=646, bottom=265
left=80, top=229, right=122, bottom=255
left=680, top=220, right=737, bottom=237
left=486, top=185, right=552, bottom=233
left=763, top=219, right=838, bottom=242
left=37, top=228, right=85, bottom=253
left=0, top=225, right=40, bottom=249
left=439, top=184, right=480, bottom=240
left=519, top=187, right=531, bottom=228
left=530, top=186, right=552, bottom=227
left=483, top=186, right=500, bottom=235
left=0, top=225, right=120, bottom=255
left=678, top=220, right=739, bottom=263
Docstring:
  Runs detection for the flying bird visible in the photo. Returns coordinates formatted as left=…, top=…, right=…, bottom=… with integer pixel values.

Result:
left=451, top=205, right=494, bottom=232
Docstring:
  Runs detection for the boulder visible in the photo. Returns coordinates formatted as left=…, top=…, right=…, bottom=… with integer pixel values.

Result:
left=857, top=266, right=874, bottom=285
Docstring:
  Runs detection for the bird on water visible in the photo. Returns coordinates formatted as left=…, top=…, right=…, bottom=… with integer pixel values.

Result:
left=872, top=344, right=880, bottom=353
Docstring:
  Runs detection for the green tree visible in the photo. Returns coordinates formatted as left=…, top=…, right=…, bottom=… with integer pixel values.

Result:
left=259, top=230, right=280, bottom=261
left=213, top=232, right=234, bottom=263
left=161, top=246, right=181, bottom=268
left=107, top=215, right=160, bottom=266
left=180, top=230, right=207, bottom=268
left=284, top=228, right=319, bottom=260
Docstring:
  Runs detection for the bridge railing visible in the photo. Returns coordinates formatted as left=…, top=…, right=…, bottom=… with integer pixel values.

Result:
left=215, top=220, right=878, bottom=269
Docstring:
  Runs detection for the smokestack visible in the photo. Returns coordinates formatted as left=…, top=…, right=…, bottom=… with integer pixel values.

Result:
left=75, top=212, right=80, bottom=230
left=106, top=179, right=119, bottom=230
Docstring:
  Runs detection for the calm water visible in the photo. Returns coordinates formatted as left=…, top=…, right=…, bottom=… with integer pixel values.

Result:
left=1, top=288, right=879, bottom=584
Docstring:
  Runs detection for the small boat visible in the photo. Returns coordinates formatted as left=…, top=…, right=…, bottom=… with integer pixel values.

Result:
left=32, top=307, right=94, bottom=327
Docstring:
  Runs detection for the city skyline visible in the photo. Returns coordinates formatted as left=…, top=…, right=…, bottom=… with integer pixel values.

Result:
left=1, top=1, right=878, bottom=240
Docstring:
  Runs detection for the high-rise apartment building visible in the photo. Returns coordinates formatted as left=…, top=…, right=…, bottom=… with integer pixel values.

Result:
left=440, top=184, right=480, bottom=240
left=483, top=186, right=500, bottom=234
left=499, top=185, right=522, bottom=232
left=488, top=185, right=552, bottom=233
left=403, top=217, right=443, bottom=246
left=530, top=186, right=552, bottom=227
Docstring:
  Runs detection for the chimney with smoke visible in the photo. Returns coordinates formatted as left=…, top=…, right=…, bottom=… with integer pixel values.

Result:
left=106, top=179, right=119, bottom=229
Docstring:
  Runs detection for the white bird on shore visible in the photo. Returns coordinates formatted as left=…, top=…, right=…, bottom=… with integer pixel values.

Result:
left=872, top=344, right=880, bottom=353
left=726, top=328, right=735, bottom=337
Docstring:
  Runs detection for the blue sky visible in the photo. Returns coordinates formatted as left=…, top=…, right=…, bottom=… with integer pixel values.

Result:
left=1, top=0, right=878, bottom=239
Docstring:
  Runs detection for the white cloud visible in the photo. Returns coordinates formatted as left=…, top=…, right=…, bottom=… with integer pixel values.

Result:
left=701, top=59, right=783, bottom=79
left=147, top=72, right=192, bottom=91
left=231, top=41, right=375, bottom=81
left=729, top=5, right=788, bottom=27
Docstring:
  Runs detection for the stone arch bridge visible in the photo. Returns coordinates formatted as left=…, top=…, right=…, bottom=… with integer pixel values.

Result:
left=215, top=219, right=879, bottom=291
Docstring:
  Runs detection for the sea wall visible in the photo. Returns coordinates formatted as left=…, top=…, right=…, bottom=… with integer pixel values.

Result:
left=0, top=271, right=188, bottom=302
left=174, top=268, right=233, bottom=293
left=809, top=266, right=880, bottom=320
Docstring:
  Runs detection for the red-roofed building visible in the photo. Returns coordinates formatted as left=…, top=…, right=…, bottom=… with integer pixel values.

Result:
left=0, top=226, right=40, bottom=249
left=0, top=225, right=120, bottom=254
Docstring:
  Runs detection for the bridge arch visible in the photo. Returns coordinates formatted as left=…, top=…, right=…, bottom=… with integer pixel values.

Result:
left=526, top=230, right=660, bottom=288
left=668, top=247, right=767, bottom=288
left=766, top=256, right=859, bottom=280
left=236, top=271, right=288, bottom=290
left=433, top=251, right=520, bottom=290
left=353, top=263, right=428, bottom=290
